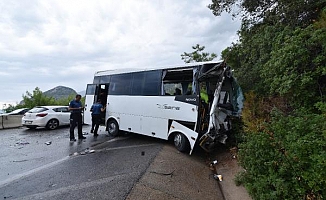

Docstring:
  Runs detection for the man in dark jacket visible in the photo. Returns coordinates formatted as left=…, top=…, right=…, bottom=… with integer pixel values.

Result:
left=69, top=94, right=86, bottom=141
left=90, top=99, right=106, bottom=137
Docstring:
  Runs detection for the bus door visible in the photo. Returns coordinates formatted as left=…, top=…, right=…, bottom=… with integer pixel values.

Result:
left=84, top=84, right=98, bottom=125
left=84, top=84, right=109, bottom=125
left=98, top=84, right=109, bottom=125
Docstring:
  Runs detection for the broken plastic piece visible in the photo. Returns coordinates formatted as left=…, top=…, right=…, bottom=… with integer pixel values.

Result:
left=45, top=141, right=52, bottom=145
left=211, top=160, right=218, bottom=165
left=214, top=174, right=223, bottom=181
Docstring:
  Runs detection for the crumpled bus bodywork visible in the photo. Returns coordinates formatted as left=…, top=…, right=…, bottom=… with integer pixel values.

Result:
left=196, top=62, right=244, bottom=152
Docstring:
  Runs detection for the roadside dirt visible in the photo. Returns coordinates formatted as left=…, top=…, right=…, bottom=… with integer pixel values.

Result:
left=126, top=144, right=251, bottom=200
left=206, top=146, right=251, bottom=200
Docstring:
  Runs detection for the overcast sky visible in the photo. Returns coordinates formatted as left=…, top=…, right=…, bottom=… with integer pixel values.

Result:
left=0, top=0, right=240, bottom=107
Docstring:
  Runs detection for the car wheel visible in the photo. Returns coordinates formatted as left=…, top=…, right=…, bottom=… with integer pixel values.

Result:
left=46, top=119, right=59, bottom=130
left=173, top=133, right=190, bottom=153
left=107, top=120, right=119, bottom=136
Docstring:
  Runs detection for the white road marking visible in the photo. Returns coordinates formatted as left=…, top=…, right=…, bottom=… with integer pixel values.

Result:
left=0, top=156, right=70, bottom=187
left=103, top=143, right=158, bottom=152
left=0, top=137, right=157, bottom=188
left=15, top=173, right=139, bottom=200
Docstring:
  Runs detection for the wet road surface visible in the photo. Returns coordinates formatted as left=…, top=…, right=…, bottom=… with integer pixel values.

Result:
left=0, top=125, right=164, bottom=199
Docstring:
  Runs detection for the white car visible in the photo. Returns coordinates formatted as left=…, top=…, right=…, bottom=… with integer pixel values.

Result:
left=22, top=106, right=71, bottom=130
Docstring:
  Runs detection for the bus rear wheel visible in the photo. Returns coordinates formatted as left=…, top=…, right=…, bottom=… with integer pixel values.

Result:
left=173, top=133, right=190, bottom=153
left=107, top=120, right=119, bottom=136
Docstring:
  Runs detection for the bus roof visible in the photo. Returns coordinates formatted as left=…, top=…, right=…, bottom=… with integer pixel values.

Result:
left=94, top=60, right=225, bottom=76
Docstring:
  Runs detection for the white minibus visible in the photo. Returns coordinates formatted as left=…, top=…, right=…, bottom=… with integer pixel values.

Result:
left=84, top=61, right=243, bottom=154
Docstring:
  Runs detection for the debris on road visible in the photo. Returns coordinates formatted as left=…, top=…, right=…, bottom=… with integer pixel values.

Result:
left=214, top=174, right=223, bottom=182
left=209, top=160, right=223, bottom=181
left=45, top=141, right=52, bottom=145
left=230, top=147, right=238, bottom=159
left=72, top=148, right=96, bottom=156
left=12, top=160, right=28, bottom=162
left=15, top=141, right=29, bottom=145
left=84, top=148, right=95, bottom=154
left=150, top=169, right=175, bottom=177
left=210, top=160, right=218, bottom=166
left=209, top=160, right=218, bottom=174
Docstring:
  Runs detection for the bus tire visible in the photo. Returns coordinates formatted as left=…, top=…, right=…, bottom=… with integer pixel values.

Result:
left=107, top=119, right=119, bottom=136
left=173, top=132, right=190, bottom=153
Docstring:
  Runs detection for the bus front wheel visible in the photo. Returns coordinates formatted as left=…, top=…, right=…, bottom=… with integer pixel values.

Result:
left=107, top=120, right=119, bottom=136
left=173, top=133, right=190, bottom=153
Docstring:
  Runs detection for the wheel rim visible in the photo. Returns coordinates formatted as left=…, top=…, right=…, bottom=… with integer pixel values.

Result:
left=108, top=122, right=116, bottom=134
left=48, top=120, right=58, bottom=129
left=174, top=134, right=182, bottom=148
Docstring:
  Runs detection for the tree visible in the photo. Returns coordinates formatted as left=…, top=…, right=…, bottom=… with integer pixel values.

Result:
left=4, top=104, right=16, bottom=113
left=208, top=1, right=326, bottom=199
left=56, top=94, right=76, bottom=106
left=22, top=87, right=56, bottom=108
left=181, top=44, right=217, bottom=63
left=208, top=0, right=326, bottom=28
left=216, top=4, right=326, bottom=107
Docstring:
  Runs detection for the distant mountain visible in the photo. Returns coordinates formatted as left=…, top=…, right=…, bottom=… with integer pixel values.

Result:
left=44, top=86, right=77, bottom=100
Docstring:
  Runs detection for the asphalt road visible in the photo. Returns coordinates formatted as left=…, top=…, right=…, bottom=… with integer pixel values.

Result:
left=0, top=125, right=164, bottom=200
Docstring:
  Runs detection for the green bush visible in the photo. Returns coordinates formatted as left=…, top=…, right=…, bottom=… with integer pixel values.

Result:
left=237, top=108, right=326, bottom=200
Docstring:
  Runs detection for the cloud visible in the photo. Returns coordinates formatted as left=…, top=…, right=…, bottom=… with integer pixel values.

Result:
left=0, top=0, right=240, bottom=104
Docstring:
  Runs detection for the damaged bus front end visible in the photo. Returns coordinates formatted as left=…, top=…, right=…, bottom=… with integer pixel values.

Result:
left=196, top=62, right=244, bottom=152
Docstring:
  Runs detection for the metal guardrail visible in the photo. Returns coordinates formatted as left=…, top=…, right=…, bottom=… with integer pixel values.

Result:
left=0, top=115, right=23, bottom=130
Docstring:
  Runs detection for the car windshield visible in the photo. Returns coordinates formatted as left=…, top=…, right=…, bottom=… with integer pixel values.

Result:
left=28, top=107, right=48, bottom=113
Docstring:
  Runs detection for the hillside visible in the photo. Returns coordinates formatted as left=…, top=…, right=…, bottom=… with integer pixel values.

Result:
left=44, top=86, right=77, bottom=100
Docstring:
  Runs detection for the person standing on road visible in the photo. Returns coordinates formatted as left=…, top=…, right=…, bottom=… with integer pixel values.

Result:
left=69, top=94, right=86, bottom=141
left=90, top=99, right=106, bottom=137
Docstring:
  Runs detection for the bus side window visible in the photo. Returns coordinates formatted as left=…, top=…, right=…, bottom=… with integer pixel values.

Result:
left=109, top=74, right=132, bottom=95
left=163, top=83, right=183, bottom=96
left=143, top=70, right=161, bottom=96
left=131, top=72, right=145, bottom=95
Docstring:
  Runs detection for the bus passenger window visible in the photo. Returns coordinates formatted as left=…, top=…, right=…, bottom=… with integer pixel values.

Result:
left=163, top=83, right=182, bottom=96
left=143, top=70, right=161, bottom=96
left=131, top=72, right=145, bottom=95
